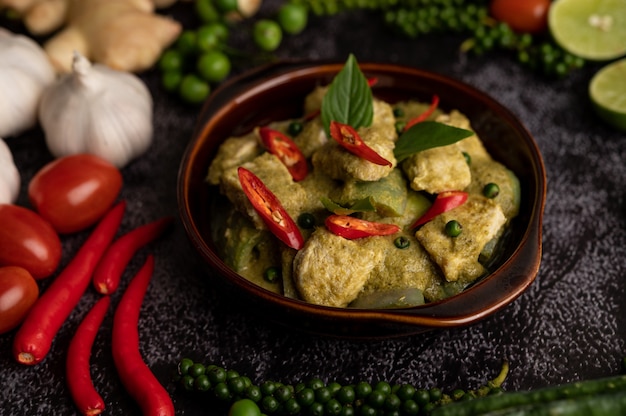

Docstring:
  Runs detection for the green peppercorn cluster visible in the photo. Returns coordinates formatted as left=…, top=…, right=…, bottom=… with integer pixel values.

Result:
left=174, top=358, right=509, bottom=416
left=466, top=22, right=586, bottom=78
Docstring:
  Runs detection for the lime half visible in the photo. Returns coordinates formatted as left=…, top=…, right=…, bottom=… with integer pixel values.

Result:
left=589, top=58, right=626, bottom=131
left=549, top=0, right=626, bottom=61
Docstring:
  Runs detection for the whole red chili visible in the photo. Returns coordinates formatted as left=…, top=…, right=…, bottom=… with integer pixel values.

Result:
left=92, top=216, right=174, bottom=295
left=325, top=214, right=400, bottom=239
left=112, top=255, right=175, bottom=416
left=411, top=191, right=468, bottom=228
left=258, top=127, right=308, bottom=181
left=404, top=95, right=440, bottom=131
left=238, top=167, right=304, bottom=250
left=66, top=296, right=110, bottom=416
left=329, top=121, right=392, bottom=167
left=13, top=201, right=126, bottom=365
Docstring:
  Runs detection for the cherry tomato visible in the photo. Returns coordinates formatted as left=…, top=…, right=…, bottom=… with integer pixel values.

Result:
left=0, top=266, right=39, bottom=334
left=0, top=204, right=62, bottom=279
left=28, top=154, right=123, bottom=234
left=325, top=215, right=400, bottom=239
left=490, top=0, right=550, bottom=34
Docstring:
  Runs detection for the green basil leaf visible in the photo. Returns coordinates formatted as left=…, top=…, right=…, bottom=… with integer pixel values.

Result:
left=393, top=121, right=474, bottom=162
left=320, top=196, right=376, bottom=215
left=321, top=54, right=373, bottom=136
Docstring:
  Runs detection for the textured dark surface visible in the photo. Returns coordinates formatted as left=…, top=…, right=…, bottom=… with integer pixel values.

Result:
left=1, top=2, right=626, bottom=415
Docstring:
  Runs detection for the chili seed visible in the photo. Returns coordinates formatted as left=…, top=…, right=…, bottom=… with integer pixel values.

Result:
left=483, top=182, right=500, bottom=198
left=445, top=220, right=462, bottom=237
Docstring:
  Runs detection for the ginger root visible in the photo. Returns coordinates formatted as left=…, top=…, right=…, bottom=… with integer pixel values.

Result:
left=42, top=0, right=182, bottom=73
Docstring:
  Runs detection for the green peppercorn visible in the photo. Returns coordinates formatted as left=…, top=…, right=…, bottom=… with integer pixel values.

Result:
left=275, top=384, right=293, bottom=402
left=325, top=398, right=342, bottom=415
left=245, top=385, right=262, bottom=402
left=336, top=385, right=356, bottom=404
left=445, top=220, right=462, bottom=237
left=394, top=236, right=410, bottom=249
left=261, top=395, right=280, bottom=413
left=393, top=107, right=404, bottom=117
left=297, top=212, right=316, bottom=229
left=296, top=387, right=315, bottom=406
left=385, top=393, right=401, bottom=410
left=355, top=381, right=372, bottom=399
left=194, top=374, right=211, bottom=391
left=288, top=121, right=304, bottom=137
left=263, top=266, right=280, bottom=283
left=396, top=384, right=416, bottom=401
left=181, top=374, right=195, bottom=391
left=228, top=376, right=247, bottom=395
left=483, top=182, right=500, bottom=198
left=402, top=399, right=420, bottom=415
left=308, top=378, right=325, bottom=390
left=214, top=381, right=231, bottom=400
left=315, top=386, right=332, bottom=403
left=284, top=397, right=301, bottom=415
left=189, top=363, right=206, bottom=378
left=178, top=357, right=194, bottom=375
left=208, top=366, right=227, bottom=384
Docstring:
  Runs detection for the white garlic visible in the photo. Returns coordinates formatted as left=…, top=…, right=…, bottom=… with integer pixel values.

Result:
left=38, top=52, right=153, bottom=168
left=0, top=137, right=21, bottom=204
left=0, top=28, right=56, bottom=137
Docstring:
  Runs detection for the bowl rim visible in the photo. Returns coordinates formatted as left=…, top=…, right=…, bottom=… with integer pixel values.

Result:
left=178, top=59, right=547, bottom=330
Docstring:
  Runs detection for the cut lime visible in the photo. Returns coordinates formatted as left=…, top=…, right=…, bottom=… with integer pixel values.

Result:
left=549, top=0, right=626, bottom=61
left=589, top=58, right=626, bottom=131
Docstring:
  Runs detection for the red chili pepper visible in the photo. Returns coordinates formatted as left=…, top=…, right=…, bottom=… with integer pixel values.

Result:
left=112, top=255, right=174, bottom=416
left=367, top=77, right=379, bottom=87
left=238, top=167, right=304, bottom=250
left=66, top=296, right=110, bottom=416
left=325, top=214, right=400, bottom=239
left=258, top=127, right=308, bottom=181
left=92, top=216, right=174, bottom=295
left=329, top=121, right=393, bottom=167
left=404, top=95, right=440, bottom=131
left=411, top=190, right=468, bottom=228
left=13, top=201, right=126, bottom=365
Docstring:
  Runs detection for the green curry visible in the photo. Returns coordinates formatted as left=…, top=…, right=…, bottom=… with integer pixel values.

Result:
left=206, top=69, right=520, bottom=309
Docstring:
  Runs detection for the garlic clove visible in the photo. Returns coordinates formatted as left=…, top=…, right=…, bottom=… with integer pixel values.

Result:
left=39, top=52, right=153, bottom=168
left=0, top=138, right=21, bottom=204
left=0, top=28, right=56, bottom=137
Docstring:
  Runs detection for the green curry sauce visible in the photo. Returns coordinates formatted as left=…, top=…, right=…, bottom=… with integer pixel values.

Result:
left=206, top=59, right=520, bottom=309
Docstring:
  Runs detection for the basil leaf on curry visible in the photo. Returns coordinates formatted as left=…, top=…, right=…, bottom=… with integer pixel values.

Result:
left=393, top=121, right=474, bottom=162
left=321, top=54, right=373, bottom=136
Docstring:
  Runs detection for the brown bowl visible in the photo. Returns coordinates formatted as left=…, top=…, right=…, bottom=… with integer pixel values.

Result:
left=177, top=59, right=546, bottom=339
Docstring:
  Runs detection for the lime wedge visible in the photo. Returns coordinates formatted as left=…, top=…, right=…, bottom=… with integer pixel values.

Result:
left=589, top=58, right=626, bottom=131
left=549, top=0, right=626, bottom=61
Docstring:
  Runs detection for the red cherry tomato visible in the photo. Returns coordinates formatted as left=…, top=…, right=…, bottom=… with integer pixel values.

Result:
left=28, top=154, right=123, bottom=234
left=0, top=266, right=39, bottom=334
left=490, top=0, right=550, bottom=34
left=0, top=204, right=62, bottom=279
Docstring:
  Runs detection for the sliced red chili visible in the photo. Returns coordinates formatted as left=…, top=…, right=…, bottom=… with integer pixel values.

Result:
left=258, top=127, right=308, bottom=181
left=367, top=77, right=379, bottom=87
left=325, top=214, right=400, bottom=239
left=329, top=121, right=392, bottom=167
left=404, top=95, right=440, bottom=131
left=411, top=190, right=468, bottom=228
left=238, top=167, right=304, bottom=250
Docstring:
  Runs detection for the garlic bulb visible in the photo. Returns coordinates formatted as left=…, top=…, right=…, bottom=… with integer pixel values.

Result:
left=0, top=28, right=56, bottom=137
left=39, top=52, right=153, bottom=168
left=0, top=138, right=21, bottom=204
